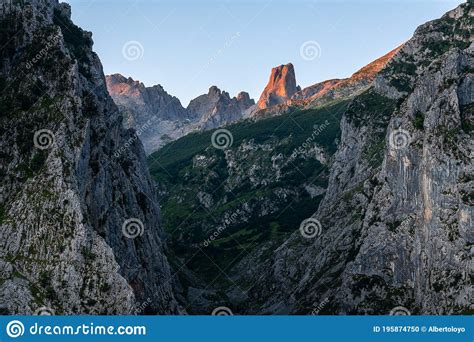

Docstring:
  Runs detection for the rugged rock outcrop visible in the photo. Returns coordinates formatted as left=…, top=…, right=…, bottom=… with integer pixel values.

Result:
left=106, top=74, right=193, bottom=154
left=106, top=79, right=254, bottom=153
left=190, top=86, right=255, bottom=130
left=239, top=1, right=473, bottom=314
left=252, top=48, right=401, bottom=118
left=147, top=1, right=472, bottom=315
left=1, top=0, right=471, bottom=317
left=107, top=48, right=396, bottom=152
left=106, top=74, right=189, bottom=122
left=256, top=63, right=300, bottom=110
left=0, top=0, right=180, bottom=314
left=186, top=86, right=222, bottom=120
left=291, top=79, right=341, bottom=101
left=236, top=91, right=255, bottom=111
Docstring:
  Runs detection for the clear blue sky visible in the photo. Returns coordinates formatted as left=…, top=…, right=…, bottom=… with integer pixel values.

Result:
left=66, top=0, right=463, bottom=106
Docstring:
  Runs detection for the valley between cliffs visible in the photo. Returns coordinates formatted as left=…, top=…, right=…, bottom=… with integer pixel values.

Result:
left=0, top=0, right=472, bottom=316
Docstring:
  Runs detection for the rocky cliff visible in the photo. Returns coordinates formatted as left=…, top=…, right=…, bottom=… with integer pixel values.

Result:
left=1, top=0, right=471, bottom=317
left=252, top=47, right=401, bottom=118
left=256, top=63, right=300, bottom=110
left=106, top=74, right=193, bottom=154
left=106, top=74, right=189, bottom=122
left=189, top=86, right=255, bottom=130
left=239, top=1, right=473, bottom=314
left=148, top=2, right=472, bottom=314
left=0, top=0, right=179, bottom=314
left=106, top=78, right=254, bottom=153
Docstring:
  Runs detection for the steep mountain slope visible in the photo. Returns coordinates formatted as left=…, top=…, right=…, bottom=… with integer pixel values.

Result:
left=0, top=0, right=179, bottom=314
left=149, top=2, right=472, bottom=314
left=240, top=1, right=473, bottom=314
left=107, top=77, right=254, bottom=154
left=106, top=74, right=193, bottom=154
left=291, top=79, right=341, bottom=101
left=108, top=49, right=396, bottom=153
left=107, top=74, right=189, bottom=122
left=303, top=46, right=402, bottom=106
left=252, top=47, right=401, bottom=118
left=149, top=101, right=348, bottom=313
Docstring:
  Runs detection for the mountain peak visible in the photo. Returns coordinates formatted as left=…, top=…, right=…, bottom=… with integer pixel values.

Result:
left=208, top=85, right=221, bottom=96
left=257, top=62, right=298, bottom=109
left=187, top=86, right=254, bottom=130
left=107, top=73, right=131, bottom=84
left=236, top=91, right=252, bottom=103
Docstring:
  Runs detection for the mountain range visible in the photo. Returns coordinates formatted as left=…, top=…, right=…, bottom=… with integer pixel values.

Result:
left=106, top=75, right=254, bottom=153
left=106, top=44, right=404, bottom=155
left=0, top=0, right=472, bottom=315
left=147, top=1, right=473, bottom=314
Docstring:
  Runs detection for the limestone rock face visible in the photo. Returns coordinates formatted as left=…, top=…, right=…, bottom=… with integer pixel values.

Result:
left=236, top=91, right=255, bottom=111
left=106, top=74, right=189, bottom=122
left=291, top=79, right=341, bottom=101
left=256, top=63, right=299, bottom=110
left=106, top=74, right=192, bottom=154
left=236, top=2, right=473, bottom=314
left=189, top=86, right=255, bottom=130
left=106, top=80, right=254, bottom=153
left=252, top=48, right=401, bottom=119
left=187, top=86, right=223, bottom=119
left=1, top=0, right=471, bottom=317
left=0, top=0, right=180, bottom=314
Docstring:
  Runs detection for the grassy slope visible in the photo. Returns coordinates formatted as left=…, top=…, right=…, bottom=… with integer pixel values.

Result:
left=147, top=101, right=349, bottom=288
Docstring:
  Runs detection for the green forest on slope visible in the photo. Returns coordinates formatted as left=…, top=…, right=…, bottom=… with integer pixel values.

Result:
left=147, top=101, right=349, bottom=287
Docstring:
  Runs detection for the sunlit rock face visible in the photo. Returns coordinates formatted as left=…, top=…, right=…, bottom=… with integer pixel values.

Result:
left=252, top=47, right=402, bottom=119
left=238, top=2, right=473, bottom=315
left=256, top=63, right=299, bottom=110
left=301, top=46, right=402, bottom=106
left=106, top=78, right=255, bottom=154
